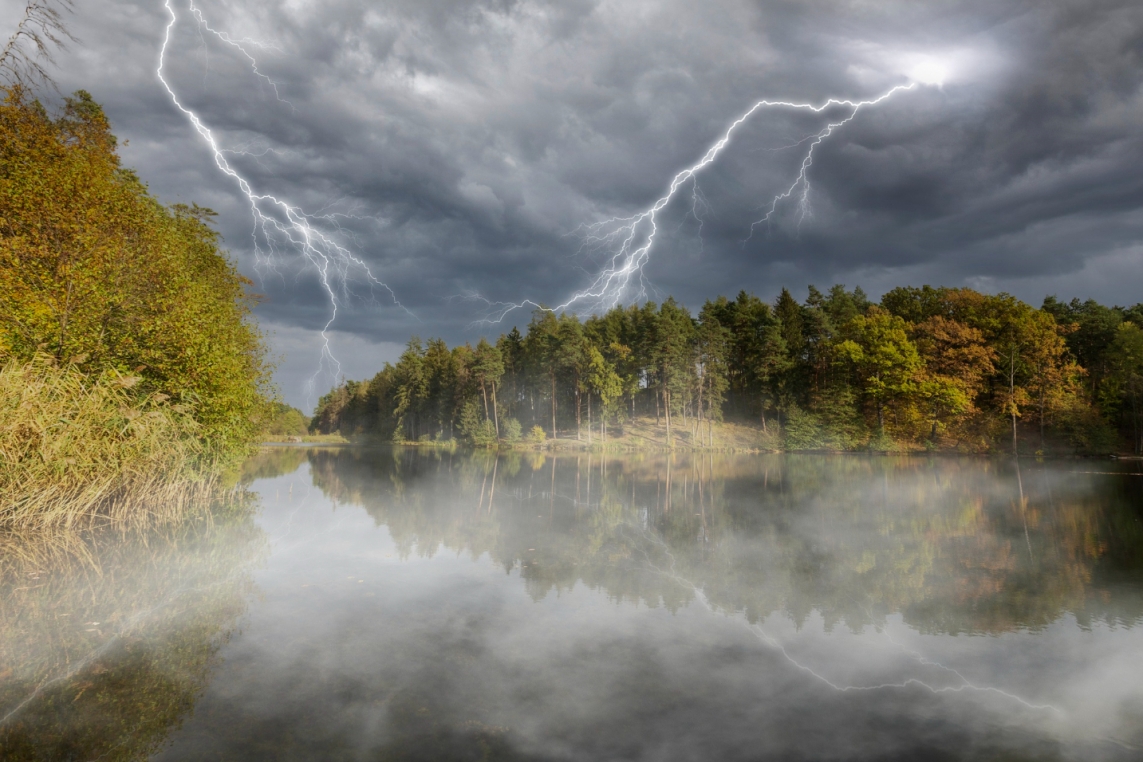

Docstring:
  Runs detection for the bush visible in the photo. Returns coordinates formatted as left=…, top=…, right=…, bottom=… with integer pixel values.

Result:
left=501, top=417, right=522, bottom=444
left=1056, top=400, right=1117, bottom=455
left=782, top=407, right=827, bottom=450
left=458, top=400, right=497, bottom=446
left=528, top=425, right=547, bottom=444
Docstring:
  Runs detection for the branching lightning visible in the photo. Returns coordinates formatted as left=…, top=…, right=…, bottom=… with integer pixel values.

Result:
left=478, top=82, right=918, bottom=323
left=626, top=525, right=1062, bottom=717
left=157, top=1, right=408, bottom=404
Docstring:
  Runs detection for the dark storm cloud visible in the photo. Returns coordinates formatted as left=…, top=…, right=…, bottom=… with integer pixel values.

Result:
left=6, top=0, right=1143, bottom=403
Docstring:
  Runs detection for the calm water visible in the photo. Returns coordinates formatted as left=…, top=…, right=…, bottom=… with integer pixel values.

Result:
left=3, top=448, right=1143, bottom=761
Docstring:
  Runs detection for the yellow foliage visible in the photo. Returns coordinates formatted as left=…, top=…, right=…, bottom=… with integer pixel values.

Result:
left=0, top=87, right=271, bottom=452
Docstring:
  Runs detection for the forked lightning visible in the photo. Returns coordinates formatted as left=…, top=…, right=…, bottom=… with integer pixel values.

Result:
left=481, top=82, right=921, bottom=323
left=157, top=0, right=406, bottom=404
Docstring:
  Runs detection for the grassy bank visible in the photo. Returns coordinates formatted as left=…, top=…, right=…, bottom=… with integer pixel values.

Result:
left=0, top=357, right=233, bottom=529
left=389, top=414, right=1118, bottom=455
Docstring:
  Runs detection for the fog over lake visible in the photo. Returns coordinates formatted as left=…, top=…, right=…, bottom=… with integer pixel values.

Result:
left=4, top=448, right=1143, bottom=760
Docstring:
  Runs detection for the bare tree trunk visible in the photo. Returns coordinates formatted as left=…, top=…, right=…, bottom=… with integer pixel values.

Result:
left=1133, top=384, right=1140, bottom=455
left=575, top=387, right=582, bottom=441
left=551, top=371, right=557, bottom=438
left=491, top=383, right=499, bottom=437
left=1039, top=385, right=1045, bottom=452
left=587, top=393, right=592, bottom=445
left=481, top=382, right=489, bottom=420
left=1009, top=347, right=1019, bottom=457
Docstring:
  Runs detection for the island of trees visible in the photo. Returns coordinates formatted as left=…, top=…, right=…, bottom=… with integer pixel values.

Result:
left=312, top=287, right=1143, bottom=455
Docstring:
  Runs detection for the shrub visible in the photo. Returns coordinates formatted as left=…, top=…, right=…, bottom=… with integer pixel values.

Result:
left=1055, top=400, right=1117, bottom=455
left=501, top=417, right=522, bottom=444
left=528, top=425, right=547, bottom=444
left=782, top=406, right=827, bottom=451
left=458, top=400, right=497, bottom=446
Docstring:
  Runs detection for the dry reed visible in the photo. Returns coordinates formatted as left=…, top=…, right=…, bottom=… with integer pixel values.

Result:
left=0, top=356, right=225, bottom=529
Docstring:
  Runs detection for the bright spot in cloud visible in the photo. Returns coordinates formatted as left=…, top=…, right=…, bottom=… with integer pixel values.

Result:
left=907, top=56, right=953, bottom=86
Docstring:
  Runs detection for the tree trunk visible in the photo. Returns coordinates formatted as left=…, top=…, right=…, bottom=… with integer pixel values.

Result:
left=481, top=382, right=489, bottom=421
left=697, top=369, right=704, bottom=443
left=1009, top=347, right=1019, bottom=457
left=575, top=387, right=582, bottom=441
left=491, top=383, right=499, bottom=437
left=550, top=371, right=557, bottom=438
left=587, top=393, right=592, bottom=445
left=1133, top=383, right=1140, bottom=456
left=1038, top=385, right=1045, bottom=452
left=665, top=388, right=672, bottom=447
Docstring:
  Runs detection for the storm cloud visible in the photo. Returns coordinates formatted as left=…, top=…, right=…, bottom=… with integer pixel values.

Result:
left=5, top=0, right=1143, bottom=405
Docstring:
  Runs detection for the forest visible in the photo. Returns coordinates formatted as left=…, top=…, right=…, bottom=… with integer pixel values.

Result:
left=311, top=286, right=1143, bottom=455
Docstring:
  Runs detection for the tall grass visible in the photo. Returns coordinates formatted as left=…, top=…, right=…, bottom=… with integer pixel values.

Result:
left=0, top=356, right=224, bottom=529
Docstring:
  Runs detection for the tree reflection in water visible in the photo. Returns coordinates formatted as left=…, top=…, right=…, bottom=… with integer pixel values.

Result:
left=6, top=448, right=1141, bottom=760
left=302, top=447, right=1143, bottom=636
left=0, top=508, right=265, bottom=761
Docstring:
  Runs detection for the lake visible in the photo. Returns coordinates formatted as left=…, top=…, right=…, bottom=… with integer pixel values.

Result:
left=3, top=447, right=1143, bottom=760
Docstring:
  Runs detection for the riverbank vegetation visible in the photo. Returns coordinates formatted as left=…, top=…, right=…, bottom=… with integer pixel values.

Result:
left=0, top=86, right=272, bottom=525
left=312, top=287, right=1143, bottom=455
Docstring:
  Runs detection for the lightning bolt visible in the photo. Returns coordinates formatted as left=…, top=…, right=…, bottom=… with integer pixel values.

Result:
left=478, top=82, right=917, bottom=323
left=157, top=0, right=408, bottom=406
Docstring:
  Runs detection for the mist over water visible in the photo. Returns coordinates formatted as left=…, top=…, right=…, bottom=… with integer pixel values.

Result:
left=4, top=448, right=1143, bottom=760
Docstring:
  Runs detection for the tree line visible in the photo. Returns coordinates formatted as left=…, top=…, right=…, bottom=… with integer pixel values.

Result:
left=311, top=285, right=1143, bottom=454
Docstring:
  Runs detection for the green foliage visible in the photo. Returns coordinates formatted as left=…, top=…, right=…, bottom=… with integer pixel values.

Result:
left=262, top=402, right=308, bottom=438
left=782, top=406, right=828, bottom=450
left=458, top=399, right=497, bottom=446
left=501, top=417, right=523, bottom=444
left=528, top=425, right=547, bottom=444
left=311, top=283, right=1137, bottom=454
left=0, top=88, right=271, bottom=454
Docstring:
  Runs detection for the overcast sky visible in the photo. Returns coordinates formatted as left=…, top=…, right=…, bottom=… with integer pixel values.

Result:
left=6, top=0, right=1143, bottom=408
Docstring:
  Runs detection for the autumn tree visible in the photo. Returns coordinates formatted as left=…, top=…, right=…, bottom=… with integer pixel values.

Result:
left=910, top=316, right=995, bottom=442
left=0, top=89, right=271, bottom=451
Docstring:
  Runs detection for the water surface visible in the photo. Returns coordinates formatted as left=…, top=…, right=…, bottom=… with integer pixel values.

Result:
left=3, top=448, right=1143, bottom=760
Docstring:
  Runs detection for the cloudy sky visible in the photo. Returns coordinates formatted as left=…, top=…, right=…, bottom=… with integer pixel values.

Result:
left=6, top=0, right=1143, bottom=407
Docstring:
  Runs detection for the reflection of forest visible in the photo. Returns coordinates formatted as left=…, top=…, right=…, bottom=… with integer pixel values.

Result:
left=298, top=447, right=1143, bottom=635
left=0, top=514, right=265, bottom=760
